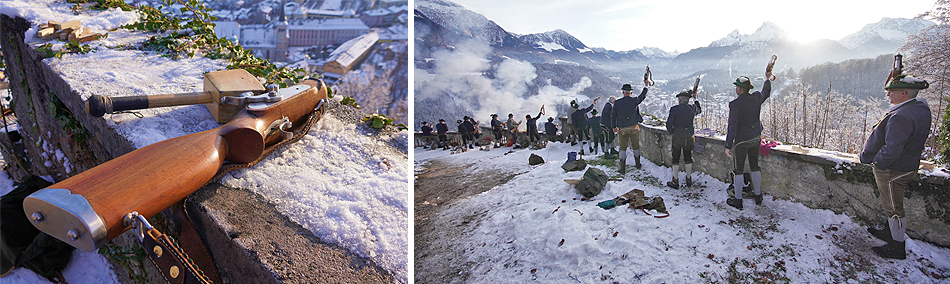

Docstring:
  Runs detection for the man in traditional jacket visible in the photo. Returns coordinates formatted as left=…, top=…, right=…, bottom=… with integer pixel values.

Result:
left=506, top=113, right=522, bottom=147
left=571, top=97, right=600, bottom=155
left=588, top=109, right=603, bottom=155
left=462, top=116, right=476, bottom=149
left=524, top=106, right=544, bottom=148
left=456, top=119, right=468, bottom=150
left=724, top=73, right=771, bottom=210
left=860, top=74, right=931, bottom=260
left=544, top=117, right=558, bottom=143
left=612, top=80, right=650, bottom=174
left=600, top=96, right=618, bottom=158
left=436, top=119, right=449, bottom=150
left=666, top=90, right=702, bottom=188
left=420, top=121, right=434, bottom=149
left=490, top=114, right=504, bottom=148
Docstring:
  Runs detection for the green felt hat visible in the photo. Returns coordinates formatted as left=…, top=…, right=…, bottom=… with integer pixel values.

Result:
left=733, top=76, right=753, bottom=90
left=676, top=90, right=693, bottom=98
left=885, top=74, right=929, bottom=90
left=491, top=114, right=498, bottom=118
left=548, top=117, right=554, bottom=122
left=591, top=109, right=598, bottom=115
left=621, top=83, right=634, bottom=91
left=570, top=100, right=579, bottom=108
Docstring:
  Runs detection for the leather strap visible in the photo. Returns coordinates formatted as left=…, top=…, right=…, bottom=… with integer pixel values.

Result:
left=172, top=201, right=221, bottom=283
left=142, top=227, right=213, bottom=284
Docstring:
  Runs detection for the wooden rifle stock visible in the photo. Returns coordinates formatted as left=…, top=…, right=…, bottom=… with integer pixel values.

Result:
left=766, top=55, right=777, bottom=81
left=692, top=76, right=701, bottom=99
left=886, top=54, right=903, bottom=86
left=23, top=78, right=328, bottom=252
left=644, top=65, right=655, bottom=86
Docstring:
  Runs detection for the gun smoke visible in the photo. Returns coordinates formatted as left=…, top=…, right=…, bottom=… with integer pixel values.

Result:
left=415, top=38, right=594, bottom=127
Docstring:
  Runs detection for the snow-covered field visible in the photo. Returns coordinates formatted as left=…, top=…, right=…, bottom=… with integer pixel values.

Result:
left=415, top=142, right=950, bottom=283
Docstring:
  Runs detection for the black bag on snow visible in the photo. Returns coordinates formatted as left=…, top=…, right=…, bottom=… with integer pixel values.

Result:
left=576, top=167, right=608, bottom=198
left=561, top=159, right=587, bottom=172
left=1, top=175, right=74, bottom=282
left=529, top=154, right=544, bottom=165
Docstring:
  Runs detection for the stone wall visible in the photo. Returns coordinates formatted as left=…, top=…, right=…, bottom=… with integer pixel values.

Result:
left=0, top=15, right=134, bottom=182
left=635, top=122, right=950, bottom=247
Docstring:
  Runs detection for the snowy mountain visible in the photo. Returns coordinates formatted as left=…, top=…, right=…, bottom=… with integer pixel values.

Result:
left=709, top=21, right=790, bottom=47
left=635, top=46, right=681, bottom=58
left=414, top=0, right=524, bottom=48
left=665, top=22, right=853, bottom=78
left=516, top=29, right=590, bottom=52
left=838, top=17, right=934, bottom=57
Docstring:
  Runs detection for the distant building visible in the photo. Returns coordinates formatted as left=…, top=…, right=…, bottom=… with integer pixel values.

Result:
left=359, top=5, right=407, bottom=27
left=322, top=32, right=379, bottom=81
left=375, top=25, right=407, bottom=42
left=287, top=18, right=370, bottom=47
left=213, top=21, right=241, bottom=43
left=376, top=0, right=406, bottom=9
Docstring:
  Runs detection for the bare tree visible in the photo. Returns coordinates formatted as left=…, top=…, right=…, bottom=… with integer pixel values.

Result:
left=900, top=0, right=950, bottom=163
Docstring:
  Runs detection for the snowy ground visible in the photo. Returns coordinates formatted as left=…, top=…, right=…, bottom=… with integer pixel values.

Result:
left=414, top=142, right=950, bottom=283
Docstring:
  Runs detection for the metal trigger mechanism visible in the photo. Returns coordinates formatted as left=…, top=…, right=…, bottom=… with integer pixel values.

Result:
left=264, top=117, right=294, bottom=140
left=221, top=84, right=282, bottom=106
left=123, top=211, right=153, bottom=242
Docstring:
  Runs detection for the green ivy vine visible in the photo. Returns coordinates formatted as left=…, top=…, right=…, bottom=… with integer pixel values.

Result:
left=364, top=113, right=407, bottom=131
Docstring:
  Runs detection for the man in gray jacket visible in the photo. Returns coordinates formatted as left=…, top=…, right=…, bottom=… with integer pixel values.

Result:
left=860, top=74, right=931, bottom=260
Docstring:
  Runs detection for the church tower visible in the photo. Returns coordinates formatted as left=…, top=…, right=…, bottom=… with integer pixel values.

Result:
left=274, top=0, right=290, bottom=61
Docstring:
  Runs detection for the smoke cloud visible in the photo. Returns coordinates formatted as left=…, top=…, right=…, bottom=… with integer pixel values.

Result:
left=415, top=39, right=593, bottom=125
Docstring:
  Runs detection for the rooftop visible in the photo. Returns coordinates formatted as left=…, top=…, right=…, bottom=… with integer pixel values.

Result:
left=328, top=32, right=378, bottom=67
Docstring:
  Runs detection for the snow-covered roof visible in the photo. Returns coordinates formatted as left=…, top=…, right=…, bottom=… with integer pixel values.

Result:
left=308, top=9, right=345, bottom=17
left=387, top=5, right=408, bottom=13
left=376, top=25, right=408, bottom=41
left=319, top=0, right=342, bottom=10
left=328, top=32, right=378, bottom=67
left=364, top=8, right=391, bottom=17
left=239, top=24, right=277, bottom=48
left=213, top=21, right=241, bottom=41
left=288, top=18, right=368, bottom=31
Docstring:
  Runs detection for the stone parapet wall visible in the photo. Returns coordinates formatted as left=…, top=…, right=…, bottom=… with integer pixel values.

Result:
left=1, top=15, right=134, bottom=182
left=635, top=122, right=949, bottom=247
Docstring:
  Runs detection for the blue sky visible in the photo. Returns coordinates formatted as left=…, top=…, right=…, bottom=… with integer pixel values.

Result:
left=449, top=0, right=936, bottom=52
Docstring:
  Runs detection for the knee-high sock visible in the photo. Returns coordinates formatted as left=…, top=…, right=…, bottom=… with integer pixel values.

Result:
left=734, top=174, right=744, bottom=199
left=889, top=216, right=907, bottom=242
left=685, top=163, right=692, bottom=177
left=671, top=165, right=679, bottom=181
left=751, top=171, right=762, bottom=195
